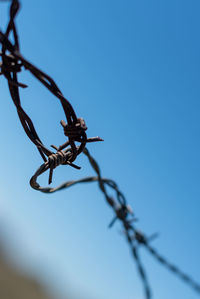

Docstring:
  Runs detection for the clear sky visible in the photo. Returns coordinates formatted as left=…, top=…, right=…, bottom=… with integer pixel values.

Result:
left=0, top=0, right=200, bottom=299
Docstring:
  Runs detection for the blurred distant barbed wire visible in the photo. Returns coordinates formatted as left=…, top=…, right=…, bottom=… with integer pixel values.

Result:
left=0, top=1, right=199, bottom=298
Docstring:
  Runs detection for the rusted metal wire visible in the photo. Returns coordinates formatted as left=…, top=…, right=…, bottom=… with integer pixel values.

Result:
left=1, top=1, right=200, bottom=299
left=0, top=0, right=103, bottom=185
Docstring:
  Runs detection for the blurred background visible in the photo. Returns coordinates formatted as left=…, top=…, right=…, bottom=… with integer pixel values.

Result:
left=0, top=0, right=200, bottom=298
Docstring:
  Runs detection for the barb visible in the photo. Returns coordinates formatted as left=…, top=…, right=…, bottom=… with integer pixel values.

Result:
left=1, top=1, right=200, bottom=299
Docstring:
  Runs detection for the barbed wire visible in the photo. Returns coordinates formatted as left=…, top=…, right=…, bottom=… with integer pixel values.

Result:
left=0, top=0, right=103, bottom=183
left=0, top=1, right=199, bottom=298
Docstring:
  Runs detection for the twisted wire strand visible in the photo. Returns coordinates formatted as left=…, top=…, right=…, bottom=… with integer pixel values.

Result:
left=144, top=243, right=200, bottom=293
left=125, top=229, right=151, bottom=299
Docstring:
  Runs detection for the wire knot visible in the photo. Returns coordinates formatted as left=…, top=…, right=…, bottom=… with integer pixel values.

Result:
left=48, top=151, right=66, bottom=185
left=109, top=204, right=133, bottom=228
left=135, top=231, right=147, bottom=244
left=48, top=151, right=66, bottom=168
left=0, top=53, right=22, bottom=74
left=47, top=150, right=80, bottom=185
left=60, top=118, right=87, bottom=140
left=0, top=53, right=27, bottom=88
left=116, top=205, right=129, bottom=220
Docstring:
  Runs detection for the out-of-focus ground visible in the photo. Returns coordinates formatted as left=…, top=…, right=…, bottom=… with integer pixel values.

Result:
left=0, top=246, right=58, bottom=299
left=0, top=220, right=95, bottom=299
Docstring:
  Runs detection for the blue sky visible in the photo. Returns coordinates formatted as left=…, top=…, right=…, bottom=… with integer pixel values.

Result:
left=0, top=0, right=200, bottom=299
